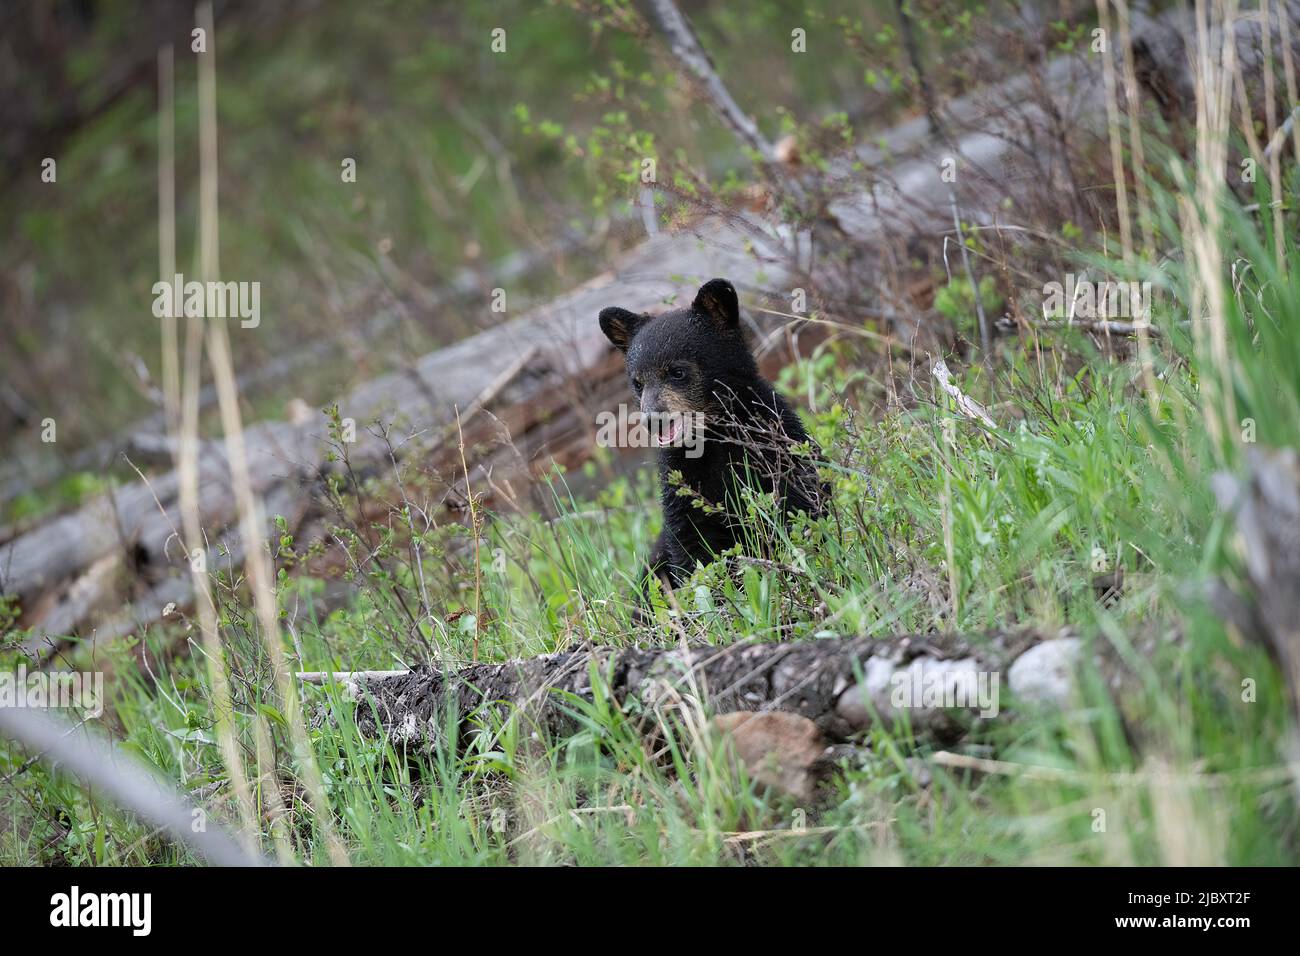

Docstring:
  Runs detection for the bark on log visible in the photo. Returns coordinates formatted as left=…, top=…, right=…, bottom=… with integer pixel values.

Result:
left=3, top=422, right=320, bottom=656
left=339, top=628, right=1152, bottom=752
left=0, top=421, right=316, bottom=598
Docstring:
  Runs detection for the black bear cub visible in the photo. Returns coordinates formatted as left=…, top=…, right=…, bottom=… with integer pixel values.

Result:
left=599, top=278, right=824, bottom=595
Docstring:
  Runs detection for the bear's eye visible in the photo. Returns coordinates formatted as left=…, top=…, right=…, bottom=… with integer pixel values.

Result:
left=667, top=365, right=688, bottom=383
left=632, top=377, right=643, bottom=392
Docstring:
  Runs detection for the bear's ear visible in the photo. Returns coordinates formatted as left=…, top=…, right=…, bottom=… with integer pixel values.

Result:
left=599, top=306, right=646, bottom=353
left=691, top=278, right=740, bottom=331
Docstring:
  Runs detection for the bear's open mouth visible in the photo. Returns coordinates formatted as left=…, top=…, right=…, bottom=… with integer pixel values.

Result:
left=656, top=417, right=682, bottom=445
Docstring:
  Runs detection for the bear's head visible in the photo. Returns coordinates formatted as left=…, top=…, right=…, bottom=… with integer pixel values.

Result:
left=599, top=278, right=759, bottom=441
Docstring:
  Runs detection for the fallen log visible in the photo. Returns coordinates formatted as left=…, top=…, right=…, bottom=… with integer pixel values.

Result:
left=4, top=421, right=321, bottom=656
left=339, top=627, right=1156, bottom=753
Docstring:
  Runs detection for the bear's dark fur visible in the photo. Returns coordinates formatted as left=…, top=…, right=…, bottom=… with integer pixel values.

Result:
left=599, top=278, right=824, bottom=594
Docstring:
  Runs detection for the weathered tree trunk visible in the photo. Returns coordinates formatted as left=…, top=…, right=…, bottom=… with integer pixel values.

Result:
left=340, top=628, right=1141, bottom=752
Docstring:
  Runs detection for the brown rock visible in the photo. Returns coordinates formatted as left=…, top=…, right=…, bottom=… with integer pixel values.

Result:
left=713, top=711, right=829, bottom=803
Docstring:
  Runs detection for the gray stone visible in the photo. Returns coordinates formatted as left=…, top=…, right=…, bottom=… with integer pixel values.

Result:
left=1008, top=638, right=1083, bottom=706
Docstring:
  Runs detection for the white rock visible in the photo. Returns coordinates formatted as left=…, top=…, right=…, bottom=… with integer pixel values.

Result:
left=835, top=656, right=896, bottom=731
left=1008, top=638, right=1083, bottom=706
